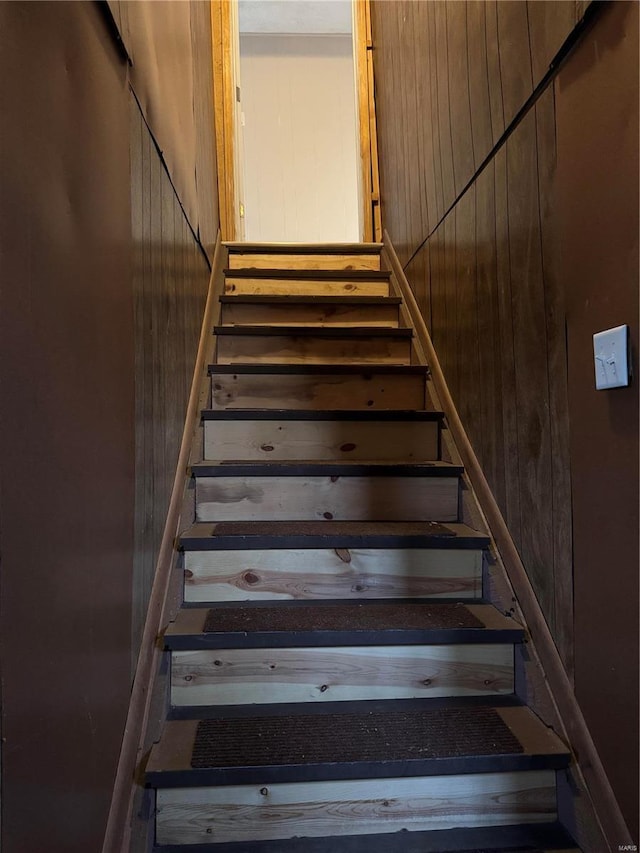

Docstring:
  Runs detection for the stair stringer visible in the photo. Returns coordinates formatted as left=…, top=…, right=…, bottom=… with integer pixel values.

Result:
left=383, top=235, right=625, bottom=853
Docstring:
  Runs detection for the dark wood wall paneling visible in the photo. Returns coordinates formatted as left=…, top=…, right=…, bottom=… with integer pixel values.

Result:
left=372, top=0, right=583, bottom=669
left=106, top=0, right=219, bottom=255
left=371, top=0, right=638, bottom=837
left=130, top=102, right=211, bottom=670
left=373, top=0, right=587, bottom=264
left=0, top=3, right=216, bottom=850
left=555, top=1, right=639, bottom=836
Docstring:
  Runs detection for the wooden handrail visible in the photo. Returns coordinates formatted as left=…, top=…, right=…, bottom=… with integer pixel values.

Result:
left=102, top=232, right=225, bottom=853
left=384, top=229, right=632, bottom=852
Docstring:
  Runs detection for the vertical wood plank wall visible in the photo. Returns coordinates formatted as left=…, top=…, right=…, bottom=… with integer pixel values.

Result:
left=371, top=0, right=639, bottom=838
left=130, top=102, right=212, bottom=669
left=371, top=0, right=578, bottom=673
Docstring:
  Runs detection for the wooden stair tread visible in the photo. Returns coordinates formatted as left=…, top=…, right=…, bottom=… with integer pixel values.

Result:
left=214, top=325, right=412, bottom=338
left=201, top=409, right=443, bottom=422
left=224, top=242, right=383, bottom=253
left=165, top=602, right=523, bottom=649
left=146, top=705, right=569, bottom=787
left=152, top=821, right=579, bottom=852
left=219, top=294, right=400, bottom=305
left=209, top=363, right=429, bottom=375
left=179, top=520, right=487, bottom=550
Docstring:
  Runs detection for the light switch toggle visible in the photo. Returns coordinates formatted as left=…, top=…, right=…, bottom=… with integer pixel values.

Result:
left=593, top=325, right=631, bottom=390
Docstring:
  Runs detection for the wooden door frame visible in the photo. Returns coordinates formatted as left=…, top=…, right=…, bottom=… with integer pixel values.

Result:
left=354, top=0, right=382, bottom=242
left=212, top=0, right=381, bottom=243
left=211, top=0, right=241, bottom=241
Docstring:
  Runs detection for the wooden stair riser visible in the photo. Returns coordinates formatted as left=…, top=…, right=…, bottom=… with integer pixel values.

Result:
left=170, top=644, right=515, bottom=706
left=155, top=770, right=557, bottom=845
left=194, top=475, right=460, bottom=523
left=215, top=333, right=412, bottom=366
left=210, top=371, right=426, bottom=410
left=203, top=419, right=440, bottom=462
left=227, top=253, right=381, bottom=271
left=224, top=277, right=389, bottom=297
left=220, top=301, right=399, bottom=327
left=183, top=548, right=483, bottom=603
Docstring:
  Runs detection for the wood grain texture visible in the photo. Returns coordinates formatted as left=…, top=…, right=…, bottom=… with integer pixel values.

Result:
left=215, top=332, right=411, bottom=366
left=387, top=231, right=632, bottom=849
left=130, top=101, right=211, bottom=663
left=195, top=474, right=460, bottom=523
left=446, top=1, right=475, bottom=195
left=228, top=253, right=381, bottom=271
left=527, top=0, right=576, bottom=84
left=496, top=1, right=533, bottom=130
left=171, top=643, right=514, bottom=705
left=370, top=0, right=581, bottom=257
left=210, top=370, right=426, bottom=411
left=220, top=300, right=398, bottom=327
left=374, top=0, right=578, bottom=662
left=156, top=770, right=557, bottom=844
left=485, top=0, right=506, bottom=145
left=505, top=110, right=555, bottom=631
left=475, top=159, right=506, bottom=513
left=184, top=547, right=482, bottom=603
left=224, top=276, right=389, bottom=297
left=494, top=144, right=522, bottom=548
left=355, top=0, right=374, bottom=242
left=204, top=418, right=439, bottom=462
left=534, top=85, right=573, bottom=677
left=467, top=1, right=494, bottom=172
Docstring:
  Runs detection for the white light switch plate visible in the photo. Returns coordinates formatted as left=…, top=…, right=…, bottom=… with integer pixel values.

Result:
left=593, top=325, right=630, bottom=390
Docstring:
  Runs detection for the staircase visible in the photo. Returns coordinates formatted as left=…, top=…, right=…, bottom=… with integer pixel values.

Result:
left=145, top=243, right=579, bottom=852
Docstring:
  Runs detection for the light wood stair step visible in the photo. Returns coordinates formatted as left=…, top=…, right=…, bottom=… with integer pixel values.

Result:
left=179, top=521, right=487, bottom=603
left=201, top=409, right=443, bottom=462
left=151, top=820, right=579, bottom=852
left=214, top=325, right=413, bottom=367
left=208, top=363, right=429, bottom=410
left=224, top=269, right=390, bottom=297
left=225, top=242, right=382, bottom=271
left=166, top=602, right=522, bottom=707
left=219, top=294, right=401, bottom=327
left=191, top=461, right=462, bottom=524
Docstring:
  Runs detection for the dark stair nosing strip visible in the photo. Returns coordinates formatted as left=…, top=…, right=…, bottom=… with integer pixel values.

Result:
left=148, top=753, right=569, bottom=788
left=191, top=461, right=463, bottom=478
left=225, top=268, right=391, bottom=279
left=165, top=627, right=523, bottom=650
left=168, top=693, right=523, bottom=722
left=219, top=294, right=401, bottom=305
left=152, top=821, right=577, bottom=853
left=201, top=409, right=444, bottom=422
left=214, top=325, right=413, bottom=338
left=179, top=521, right=489, bottom=551
left=209, top=363, right=429, bottom=375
